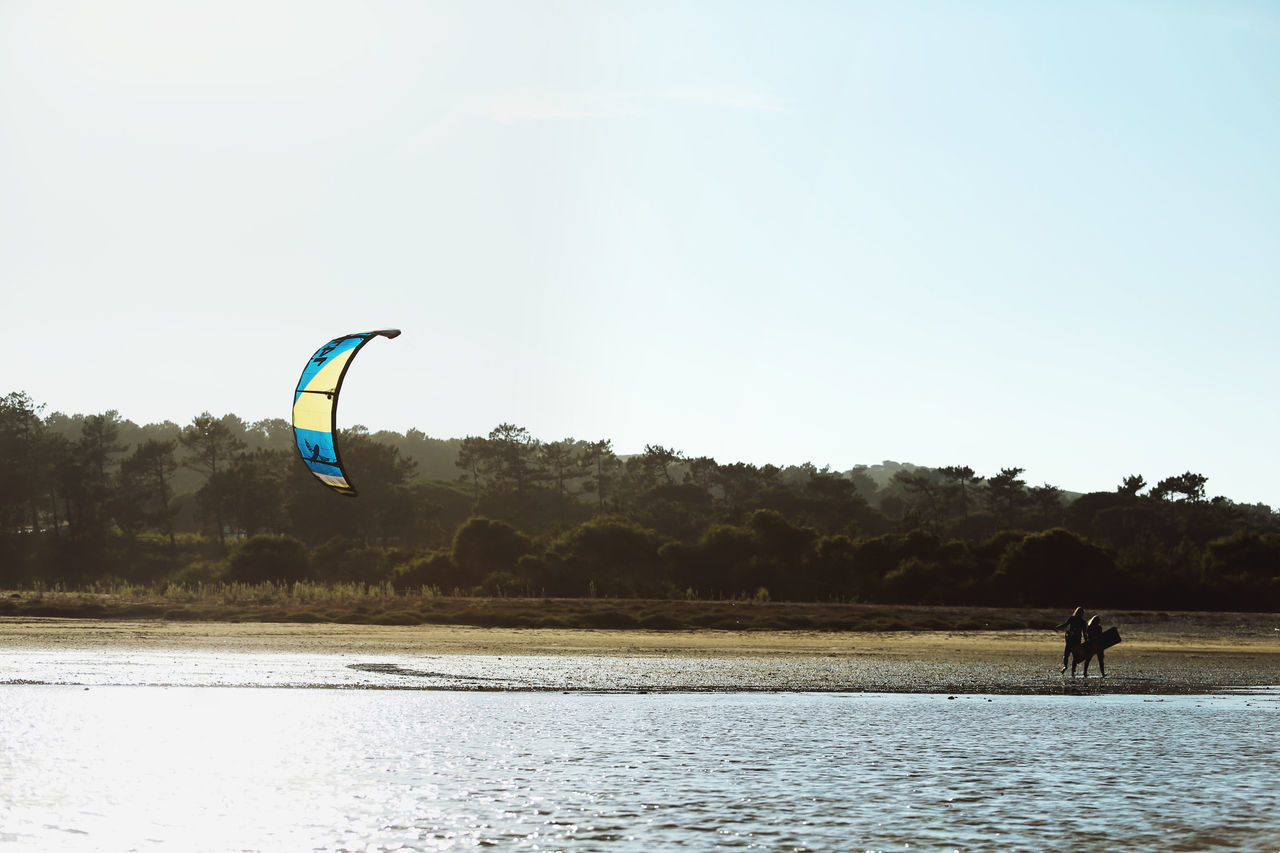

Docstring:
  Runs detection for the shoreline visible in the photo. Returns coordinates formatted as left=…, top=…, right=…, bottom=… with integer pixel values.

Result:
left=3, top=612, right=1278, bottom=695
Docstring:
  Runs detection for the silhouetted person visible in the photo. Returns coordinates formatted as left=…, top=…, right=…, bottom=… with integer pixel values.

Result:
left=1056, top=606, right=1087, bottom=674
left=1080, top=615, right=1106, bottom=677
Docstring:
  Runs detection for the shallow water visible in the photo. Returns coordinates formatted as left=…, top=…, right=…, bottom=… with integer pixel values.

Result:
left=4, top=642, right=1272, bottom=694
left=2, top=686, right=1278, bottom=851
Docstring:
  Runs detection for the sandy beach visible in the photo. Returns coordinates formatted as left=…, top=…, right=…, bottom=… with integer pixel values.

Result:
left=3, top=610, right=1278, bottom=695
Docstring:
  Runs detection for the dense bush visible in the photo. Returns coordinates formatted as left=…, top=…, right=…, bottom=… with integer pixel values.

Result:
left=994, top=528, right=1116, bottom=606
left=227, top=535, right=311, bottom=584
left=451, top=517, right=533, bottom=587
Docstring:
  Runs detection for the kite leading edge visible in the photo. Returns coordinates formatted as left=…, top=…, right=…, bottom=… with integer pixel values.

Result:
left=292, top=329, right=401, bottom=497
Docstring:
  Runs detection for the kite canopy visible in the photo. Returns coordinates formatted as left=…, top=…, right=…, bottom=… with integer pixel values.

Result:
left=292, top=329, right=401, bottom=496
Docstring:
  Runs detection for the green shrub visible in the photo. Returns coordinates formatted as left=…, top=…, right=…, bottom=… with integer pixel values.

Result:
left=310, top=537, right=387, bottom=584
left=227, top=535, right=311, bottom=584
left=453, top=517, right=534, bottom=584
left=169, top=559, right=229, bottom=586
left=479, top=571, right=535, bottom=597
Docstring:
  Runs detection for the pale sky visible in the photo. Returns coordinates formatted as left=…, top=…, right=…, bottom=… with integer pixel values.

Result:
left=2, top=1, right=1278, bottom=503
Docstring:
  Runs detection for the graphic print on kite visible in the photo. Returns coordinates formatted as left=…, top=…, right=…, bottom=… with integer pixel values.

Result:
left=292, top=329, right=401, bottom=496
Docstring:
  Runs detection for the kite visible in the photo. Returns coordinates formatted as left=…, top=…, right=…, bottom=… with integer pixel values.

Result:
left=292, top=329, right=401, bottom=496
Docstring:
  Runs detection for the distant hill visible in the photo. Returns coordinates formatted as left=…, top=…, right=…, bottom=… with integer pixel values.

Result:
left=852, top=461, right=927, bottom=488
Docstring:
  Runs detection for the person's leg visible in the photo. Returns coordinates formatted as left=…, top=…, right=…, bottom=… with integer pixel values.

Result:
left=1098, top=650, right=1105, bottom=677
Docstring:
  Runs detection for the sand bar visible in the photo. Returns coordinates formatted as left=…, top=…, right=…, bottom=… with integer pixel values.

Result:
left=2, top=613, right=1278, bottom=695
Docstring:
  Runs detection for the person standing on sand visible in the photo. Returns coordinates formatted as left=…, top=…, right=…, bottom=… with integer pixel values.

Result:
left=1055, top=606, right=1087, bottom=674
left=1080, top=614, right=1107, bottom=677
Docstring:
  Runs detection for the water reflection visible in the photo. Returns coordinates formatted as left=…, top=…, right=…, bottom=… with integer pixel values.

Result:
left=2, top=687, right=1277, bottom=851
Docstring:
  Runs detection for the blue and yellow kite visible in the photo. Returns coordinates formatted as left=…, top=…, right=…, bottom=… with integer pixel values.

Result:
left=292, top=329, right=400, bottom=496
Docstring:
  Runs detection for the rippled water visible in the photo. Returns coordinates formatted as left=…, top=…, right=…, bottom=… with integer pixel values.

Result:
left=2, top=686, right=1278, bottom=851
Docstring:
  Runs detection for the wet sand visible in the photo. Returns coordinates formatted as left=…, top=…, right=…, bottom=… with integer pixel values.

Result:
left=2, top=613, right=1278, bottom=695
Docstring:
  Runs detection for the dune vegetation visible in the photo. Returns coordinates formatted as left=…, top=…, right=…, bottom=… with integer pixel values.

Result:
left=3, top=394, right=1279, bottom=617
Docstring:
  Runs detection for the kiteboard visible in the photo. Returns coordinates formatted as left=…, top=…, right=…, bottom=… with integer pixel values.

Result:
left=1072, top=627, right=1121, bottom=657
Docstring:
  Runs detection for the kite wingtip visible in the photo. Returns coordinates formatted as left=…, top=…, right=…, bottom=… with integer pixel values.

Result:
left=374, top=328, right=402, bottom=339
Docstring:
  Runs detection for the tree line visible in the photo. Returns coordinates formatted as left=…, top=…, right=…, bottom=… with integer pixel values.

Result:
left=2, top=391, right=1278, bottom=611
